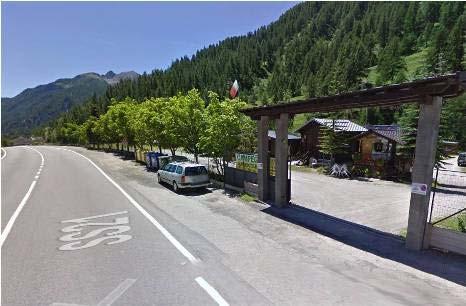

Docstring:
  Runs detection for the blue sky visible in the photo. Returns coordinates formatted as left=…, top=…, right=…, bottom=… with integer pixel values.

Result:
left=1, top=1, right=298, bottom=97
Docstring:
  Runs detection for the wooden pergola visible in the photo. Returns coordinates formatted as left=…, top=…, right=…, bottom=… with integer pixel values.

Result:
left=241, top=72, right=466, bottom=251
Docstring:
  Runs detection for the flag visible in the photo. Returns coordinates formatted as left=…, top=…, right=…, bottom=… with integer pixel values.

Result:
left=230, top=80, right=239, bottom=98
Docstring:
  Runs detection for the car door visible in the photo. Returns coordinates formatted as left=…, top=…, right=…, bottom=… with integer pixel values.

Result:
left=160, top=163, right=172, bottom=182
left=167, top=164, right=177, bottom=182
left=174, top=165, right=183, bottom=184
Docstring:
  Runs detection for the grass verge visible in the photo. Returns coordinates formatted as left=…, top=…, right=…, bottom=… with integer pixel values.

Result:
left=435, top=213, right=466, bottom=233
left=239, top=193, right=256, bottom=203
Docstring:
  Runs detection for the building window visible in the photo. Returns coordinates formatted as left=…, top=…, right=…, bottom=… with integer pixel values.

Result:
left=374, top=142, right=383, bottom=152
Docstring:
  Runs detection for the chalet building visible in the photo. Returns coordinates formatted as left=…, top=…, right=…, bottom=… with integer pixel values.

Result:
left=294, top=118, right=410, bottom=177
left=295, top=118, right=366, bottom=159
left=353, top=125, right=403, bottom=162
left=352, top=125, right=405, bottom=176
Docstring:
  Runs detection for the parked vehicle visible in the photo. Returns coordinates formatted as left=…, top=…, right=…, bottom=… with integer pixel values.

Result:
left=158, top=155, right=190, bottom=170
left=458, top=152, right=466, bottom=167
left=310, top=158, right=331, bottom=168
left=157, top=162, right=210, bottom=192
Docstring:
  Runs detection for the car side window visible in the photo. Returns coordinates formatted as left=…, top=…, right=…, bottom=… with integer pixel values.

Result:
left=168, top=165, right=176, bottom=172
left=176, top=166, right=183, bottom=174
left=162, top=164, right=171, bottom=171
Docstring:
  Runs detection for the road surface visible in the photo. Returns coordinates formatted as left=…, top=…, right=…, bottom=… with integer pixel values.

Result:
left=2, top=146, right=465, bottom=305
left=1, top=146, right=262, bottom=305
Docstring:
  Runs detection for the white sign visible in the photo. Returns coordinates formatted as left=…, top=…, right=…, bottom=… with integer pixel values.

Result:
left=411, top=182, right=428, bottom=195
left=59, top=211, right=132, bottom=251
left=257, top=163, right=263, bottom=170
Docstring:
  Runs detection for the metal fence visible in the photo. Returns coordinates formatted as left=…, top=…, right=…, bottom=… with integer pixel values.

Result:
left=428, top=168, right=466, bottom=229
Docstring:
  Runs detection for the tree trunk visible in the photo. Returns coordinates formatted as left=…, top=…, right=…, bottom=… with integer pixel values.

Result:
left=170, top=148, right=176, bottom=156
left=194, top=153, right=199, bottom=163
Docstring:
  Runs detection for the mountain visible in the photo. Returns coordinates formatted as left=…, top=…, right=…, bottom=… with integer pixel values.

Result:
left=1, top=71, right=139, bottom=136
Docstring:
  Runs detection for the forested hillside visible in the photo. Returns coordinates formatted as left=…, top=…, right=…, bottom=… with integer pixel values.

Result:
left=1, top=71, right=138, bottom=136
left=46, top=2, right=465, bottom=148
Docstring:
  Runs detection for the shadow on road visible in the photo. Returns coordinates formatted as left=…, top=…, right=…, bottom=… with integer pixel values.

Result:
left=437, top=183, right=466, bottom=190
left=262, top=202, right=466, bottom=286
left=157, top=181, right=213, bottom=196
left=434, top=187, right=466, bottom=196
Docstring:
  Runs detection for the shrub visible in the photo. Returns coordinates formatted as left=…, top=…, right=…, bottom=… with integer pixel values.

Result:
left=458, top=217, right=466, bottom=233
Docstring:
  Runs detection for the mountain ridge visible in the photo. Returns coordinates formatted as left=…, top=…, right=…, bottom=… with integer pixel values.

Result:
left=1, top=70, right=139, bottom=135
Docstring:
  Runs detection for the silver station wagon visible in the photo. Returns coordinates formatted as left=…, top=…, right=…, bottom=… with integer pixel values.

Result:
left=157, top=162, right=210, bottom=192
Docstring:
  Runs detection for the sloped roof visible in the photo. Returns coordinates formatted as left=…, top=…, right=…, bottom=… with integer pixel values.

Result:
left=354, top=124, right=404, bottom=144
left=268, top=130, right=301, bottom=140
left=357, top=124, right=404, bottom=144
left=296, top=118, right=367, bottom=133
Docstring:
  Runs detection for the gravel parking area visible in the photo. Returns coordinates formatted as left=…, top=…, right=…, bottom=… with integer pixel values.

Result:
left=290, top=170, right=411, bottom=234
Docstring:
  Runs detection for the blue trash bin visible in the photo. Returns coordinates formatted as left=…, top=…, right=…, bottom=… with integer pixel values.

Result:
left=145, top=152, right=167, bottom=170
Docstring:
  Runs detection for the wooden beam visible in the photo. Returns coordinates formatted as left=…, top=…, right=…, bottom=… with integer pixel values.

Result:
left=242, top=72, right=465, bottom=119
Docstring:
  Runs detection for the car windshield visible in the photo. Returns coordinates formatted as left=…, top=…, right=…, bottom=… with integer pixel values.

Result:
left=459, top=153, right=466, bottom=158
left=184, top=166, right=207, bottom=176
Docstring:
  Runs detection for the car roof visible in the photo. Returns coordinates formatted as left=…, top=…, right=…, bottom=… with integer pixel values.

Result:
left=169, top=162, right=206, bottom=167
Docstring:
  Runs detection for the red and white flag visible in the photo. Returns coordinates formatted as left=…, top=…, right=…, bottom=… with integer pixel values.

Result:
left=230, top=80, right=239, bottom=98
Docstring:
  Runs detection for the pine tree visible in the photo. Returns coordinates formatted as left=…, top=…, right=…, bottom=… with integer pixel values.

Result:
left=427, top=25, right=449, bottom=74
left=376, top=37, right=407, bottom=85
left=446, top=18, right=465, bottom=72
left=318, top=121, right=351, bottom=161
left=398, top=104, right=418, bottom=161
left=398, top=104, right=449, bottom=167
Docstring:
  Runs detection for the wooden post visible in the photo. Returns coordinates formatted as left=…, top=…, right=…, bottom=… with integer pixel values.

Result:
left=257, top=116, right=270, bottom=201
left=275, top=113, right=289, bottom=207
left=406, top=96, right=442, bottom=250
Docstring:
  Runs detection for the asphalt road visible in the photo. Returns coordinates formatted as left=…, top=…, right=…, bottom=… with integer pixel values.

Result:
left=1, top=146, right=264, bottom=305
left=1, top=146, right=43, bottom=232
left=2, top=146, right=465, bottom=305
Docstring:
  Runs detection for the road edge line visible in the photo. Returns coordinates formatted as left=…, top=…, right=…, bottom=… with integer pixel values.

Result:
left=1, top=146, right=44, bottom=245
left=0, top=181, right=37, bottom=248
left=195, top=277, right=229, bottom=306
left=65, top=148, right=199, bottom=264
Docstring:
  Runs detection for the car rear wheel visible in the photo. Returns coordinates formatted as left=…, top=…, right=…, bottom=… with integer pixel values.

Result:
left=173, top=181, right=179, bottom=193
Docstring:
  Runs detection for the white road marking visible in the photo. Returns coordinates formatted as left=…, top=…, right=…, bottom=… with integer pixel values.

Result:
left=0, top=146, right=44, bottom=245
left=58, top=211, right=132, bottom=251
left=62, top=211, right=128, bottom=223
left=65, top=149, right=199, bottom=263
left=22, top=146, right=45, bottom=165
left=195, top=277, right=229, bottom=306
left=97, top=278, right=136, bottom=306
left=0, top=181, right=37, bottom=247
left=1, top=147, right=6, bottom=159
left=51, top=278, right=136, bottom=306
